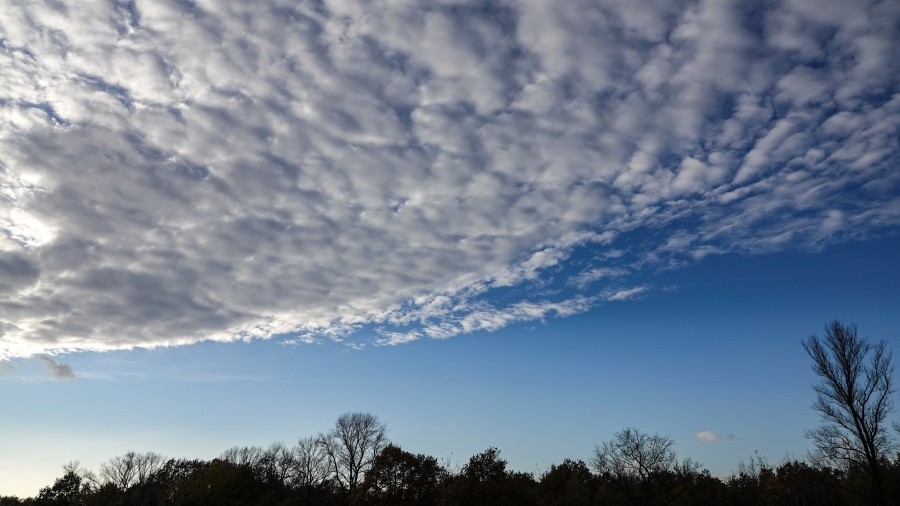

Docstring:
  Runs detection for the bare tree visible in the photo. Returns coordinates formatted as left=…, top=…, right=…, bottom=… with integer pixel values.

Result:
left=220, top=445, right=265, bottom=469
left=592, top=428, right=698, bottom=506
left=261, top=441, right=297, bottom=485
left=318, top=412, right=388, bottom=495
left=64, top=460, right=100, bottom=490
left=293, top=435, right=332, bottom=505
left=100, top=451, right=166, bottom=490
left=803, top=320, right=896, bottom=506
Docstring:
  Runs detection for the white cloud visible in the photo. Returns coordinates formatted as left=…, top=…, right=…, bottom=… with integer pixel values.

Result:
left=603, top=286, right=651, bottom=302
left=0, top=0, right=898, bottom=358
left=695, top=431, right=736, bottom=443
left=375, top=330, right=422, bottom=347
left=570, top=268, right=629, bottom=289
left=696, top=431, right=717, bottom=442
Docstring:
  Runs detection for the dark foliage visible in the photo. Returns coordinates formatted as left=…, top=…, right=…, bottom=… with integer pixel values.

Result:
left=537, top=459, right=594, bottom=506
left=349, top=444, right=448, bottom=506
left=441, top=447, right=538, bottom=506
left=12, top=444, right=900, bottom=506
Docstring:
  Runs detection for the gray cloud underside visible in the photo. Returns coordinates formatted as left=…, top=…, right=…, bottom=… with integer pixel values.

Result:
left=38, top=354, right=75, bottom=379
left=1, top=0, right=898, bottom=358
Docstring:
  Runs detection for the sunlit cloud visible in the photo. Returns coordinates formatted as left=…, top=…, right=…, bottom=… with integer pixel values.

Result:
left=0, top=0, right=897, bottom=358
left=603, top=286, right=651, bottom=302
left=696, top=431, right=736, bottom=443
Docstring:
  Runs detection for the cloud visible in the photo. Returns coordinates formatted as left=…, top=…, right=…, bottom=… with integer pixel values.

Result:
left=696, top=431, right=736, bottom=443
left=0, top=0, right=898, bottom=357
left=570, top=268, right=630, bottom=289
left=38, top=355, right=76, bottom=379
left=375, top=331, right=422, bottom=347
left=604, top=286, right=651, bottom=302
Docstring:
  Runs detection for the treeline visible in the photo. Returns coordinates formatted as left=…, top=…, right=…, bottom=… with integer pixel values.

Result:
left=3, top=413, right=900, bottom=506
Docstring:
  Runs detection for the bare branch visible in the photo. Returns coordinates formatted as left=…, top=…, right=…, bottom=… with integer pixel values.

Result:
left=803, top=320, right=896, bottom=506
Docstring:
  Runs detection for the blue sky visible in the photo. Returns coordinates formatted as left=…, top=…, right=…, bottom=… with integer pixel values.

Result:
left=1, top=0, right=899, bottom=498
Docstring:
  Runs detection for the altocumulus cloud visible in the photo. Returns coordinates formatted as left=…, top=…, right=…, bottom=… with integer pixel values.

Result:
left=0, top=0, right=899, bottom=358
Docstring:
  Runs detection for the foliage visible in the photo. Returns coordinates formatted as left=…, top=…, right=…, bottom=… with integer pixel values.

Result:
left=34, top=469, right=87, bottom=506
left=442, top=447, right=538, bottom=506
left=13, top=441, right=900, bottom=506
left=350, top=444, right=448, bottom=506
left=537, top=459, right=594, bottom=506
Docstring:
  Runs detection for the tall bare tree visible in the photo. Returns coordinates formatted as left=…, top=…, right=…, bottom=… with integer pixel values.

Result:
left=318, top=412, right=388, bottom=495
left=803, top=320, right=896, bottom=506
left=293, top=435, right=332, bottom=506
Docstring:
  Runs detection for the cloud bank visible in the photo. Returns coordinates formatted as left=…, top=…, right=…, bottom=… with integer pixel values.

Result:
left=1, top=0, right=898, bottom=358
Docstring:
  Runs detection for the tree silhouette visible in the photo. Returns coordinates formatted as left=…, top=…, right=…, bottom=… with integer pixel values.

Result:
left=259, top=442, right=297, bottom=487
left=349, top=444, right=448, bottom=506
left=219, top=446, right=264, bottom=471
left=35, top=468, right=87, bottom=506
left=99, top=451, right=165, bottom=491
left=318, top=412, right=389, bottom=495
left=537, top=459, right=594, bottom=506
left=444, top=447, right=538, bottom=506
left=803, top=320, right=896, bottom=506
left=591, top=428, right=698, bottom=506
left=292, top=435, right=333, bottom=506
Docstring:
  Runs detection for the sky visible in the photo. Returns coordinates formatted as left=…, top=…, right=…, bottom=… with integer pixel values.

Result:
left=1, top=0, right=899, bottom=498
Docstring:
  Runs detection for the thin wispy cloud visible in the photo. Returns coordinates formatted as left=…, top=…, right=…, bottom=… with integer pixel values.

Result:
left=0, top=0, right=898, bottom=358
left=570, top=268, right=630, bottom=289
left=38, top=355, right=76, bottom=379
left=603, top=286, right=651, bottom=302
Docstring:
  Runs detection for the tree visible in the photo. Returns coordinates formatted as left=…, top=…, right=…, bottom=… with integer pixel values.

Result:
left=174, top=459, right=268, bottom=506
left=318, top=412, right=389, bottom=495
left=141, top=458, right=205, bottom=506
left=219, top=446, right=264, bottom=471
left=462, top=447, right=508, bottom=483
left=771, top=460, right=843, bottom=506
left=537, top=459, right=594, bottom=506
left=803, top=320, right=896, bottom=506
left=35, top=464, right=89, bottom=506
left=259, top=441, right=297, bottom=486
left=443, top=447, right=538, bottom=506
left=349, top=444, right=448, bottom=506
left=292, top=435, right=333, bottom=506
left=591, top=428, right=699, bottom=506
left=99, top=451, right=166, bottom=491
